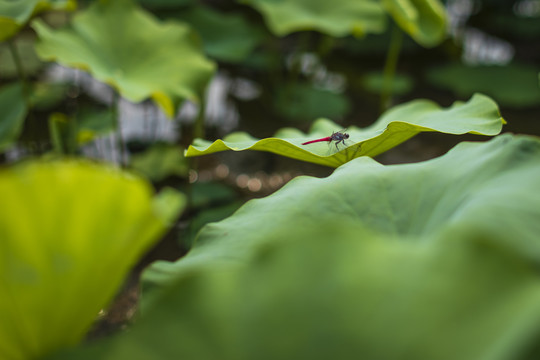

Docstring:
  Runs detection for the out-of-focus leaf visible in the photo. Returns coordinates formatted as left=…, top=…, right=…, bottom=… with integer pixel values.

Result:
left=274, top=83, right=351, bottom=122
left=0, top=160, right=185, bottom=360
left=427, top=63, right=540, bottom=108
left=50, top=135, right=540, bottom=360
left=0, top=0, right=76, bottom=41
left=130, top=143, right=189, bottom=182
left=185, top=182, right=237, bottom=209
left=48, top=112, right=77, bottom=154
left=0, top=35, right=44, bottom=78
left=382, top=0, right=447, bottom=47
left=181, top=201, right=243, bottom=249
left=0, top=82, right=27, bottom=152
left=30, top=82, right=69, bottom=111
left=240, top=0, right=386, bottom=37
left=76, top=108, right=116, bottom=144
left=186, top=94, right=504, bottom=167
left=32, top=0, right=215, bottom=118
left=362, top=71, right=413, bottom=95
left=137, top=0, right=193, bottom=10
left=173, top=6, right=265, bottom=63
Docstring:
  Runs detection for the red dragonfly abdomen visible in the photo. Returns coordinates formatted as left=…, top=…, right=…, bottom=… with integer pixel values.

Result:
left=301, top=137, right=332, bottom=145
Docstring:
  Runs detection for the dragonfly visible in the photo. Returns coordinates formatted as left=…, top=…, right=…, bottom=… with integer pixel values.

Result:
left=302, top=130, right=350, bottom=151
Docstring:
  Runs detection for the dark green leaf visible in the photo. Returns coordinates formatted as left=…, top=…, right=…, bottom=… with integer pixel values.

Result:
left=427, top=63, right=540, bottom=108
left=0, top=82, right=27, bottom=152
left=130, top=143, right=189, bottom=182
left=274, top=83, right=351, bottom=122
left=173, top=6, right=265, bottom=63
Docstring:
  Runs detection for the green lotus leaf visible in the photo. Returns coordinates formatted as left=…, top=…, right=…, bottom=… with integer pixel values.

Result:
left=0, top=82, right=27, bottom=152
left=0, top=0, right=76, bottom=41
left=428, top=63, right=540, bottom=108
left=240, top=0, right=386, bottom=37
left=130, top=143, right=189, bottom=182
left=382, top=0, right=447, bottom=47
left=172, top=6, right=265, bottom=63
left=137, top=0, right=193, bottom=10
left=186, top=93, right=504, bottom=168
left=0, top=160, right=185, bottom=360
left=274, top=83, right=351, bottom=122
left=0, top=35, right=44, bottom=78
left=149, top=134, right=540, bottom=291
left=32, top=0, right=215, bottom=118
left=51, top=135, right=540, bottom=360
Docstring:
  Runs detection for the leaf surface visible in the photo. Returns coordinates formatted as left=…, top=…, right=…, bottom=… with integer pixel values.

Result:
left=32, top=0, right=215, bottom=117
left=0, top=83, right=27, bottom=152
left=0, top=160, right=185, bottom=360
left=0, top=0, right=75, bottom=41
left=382, top=0, right=447, bottom=47
left=186, top=94, right=504, bottom=167
left=50, top=135, right=540, bottom=360
left=240, top=0, right=386, bottom=37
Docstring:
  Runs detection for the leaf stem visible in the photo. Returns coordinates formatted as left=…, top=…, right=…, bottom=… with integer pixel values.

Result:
left=193, top=99, right=206, bottom=140
left=112, top=91, right=126, bottom=167
left=7, top=38, right=31, bottom=108
left=380, top=25, right=403, bottom=113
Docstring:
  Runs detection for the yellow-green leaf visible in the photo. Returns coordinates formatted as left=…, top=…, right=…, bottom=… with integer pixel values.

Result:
left=186, top=94, right=504, bottom=168
left=0, top=160, right=185, bottom=360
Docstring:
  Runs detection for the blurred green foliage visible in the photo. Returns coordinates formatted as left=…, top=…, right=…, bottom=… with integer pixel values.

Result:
left=0, top=160, right=185, bottom=360
left=0, top=0, right=539, bottom=358
left=53, top=134, right=540, bottom=360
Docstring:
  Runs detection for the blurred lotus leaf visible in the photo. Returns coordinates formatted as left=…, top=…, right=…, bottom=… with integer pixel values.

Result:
left=130, top=143, right=189, bottom=182
left=32, top=0, right=215, bottom=118
left=137, top=0, right=193, bottom=10
left=51, top=134, right=540, bottom=360
left=0, top=35, right=44, bottom=78
left=0, top=160, right=185, bottom=360
left=30, top=82, right=70, bottom=111
left=173, top=6, right=265, bottom=63
left=0, top=82, right=27, bottom=152
left=428, top=63, right=540, bottom=108
left=361, top=71, right=414, bottom=95
left=274, top=83, right=351, bottom=122
left=382, top=0, right=447, bottom=47
left=186, top=94, right=504, bottom=167
left=0, top=0, right=76, bottom=41
left=240, top=0, right=386, bottom=37
left=75, top=108, right=116, bottom=144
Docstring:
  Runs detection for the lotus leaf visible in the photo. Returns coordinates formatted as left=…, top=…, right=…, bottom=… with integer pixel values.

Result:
left=273, top=83, right=351, bottom=122
left=0, top=160, right=185, bottom=360
left=172, top=6, right=265, bottom=63
left=0, top=82, right=27, bottom=152
left=0, top=35, right=43, bottom=78
left=428, top=63, right=540, bottom=108
left=150, top=134, right=540, bottom=287
left=32, top=0, right=215, bottom=118
left=240, top=0, right=386, bottom=37
left=0, top=0, right=75, bottom=41
left=382, top=0, right=447, bottom=47
left=52, top=135, right=540, bottom=360
left=130, top=143, right=189, bottom=182
left=186, top=94, right=504, bottom=167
